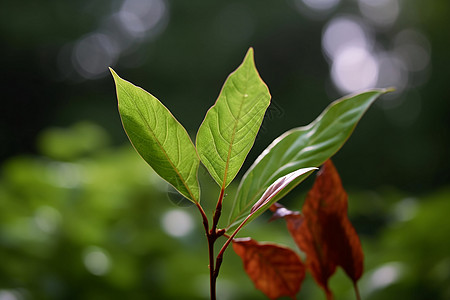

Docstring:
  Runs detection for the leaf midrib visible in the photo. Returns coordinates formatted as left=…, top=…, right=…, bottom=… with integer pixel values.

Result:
left=119, top=80, right=197, bottom=201
left=221, top=73, right=251, bottom=188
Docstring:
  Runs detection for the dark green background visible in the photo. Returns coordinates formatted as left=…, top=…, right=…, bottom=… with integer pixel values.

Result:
left=1, top=0, right=449, bottom=299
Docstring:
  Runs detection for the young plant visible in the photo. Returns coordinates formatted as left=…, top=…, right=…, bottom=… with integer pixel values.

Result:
left=110, top=48, right=390, bottom=299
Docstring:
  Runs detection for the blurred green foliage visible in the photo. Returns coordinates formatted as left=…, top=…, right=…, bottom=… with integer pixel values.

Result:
left=1, top=122, right=449, bottom=299
left=1, top=0, right=449, bottom=298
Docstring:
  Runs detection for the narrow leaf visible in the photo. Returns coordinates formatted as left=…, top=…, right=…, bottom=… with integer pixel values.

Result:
left=233, top=238, right=305, bottom=300
left=251, top=167, right=317, bottom=214
left=232, top=167, right=316, bottom=230
left=196, top=48, right=271, bottom=188
left=111, top=69, right=200, bottom=202
left=228, top=88, right=391, bottom=230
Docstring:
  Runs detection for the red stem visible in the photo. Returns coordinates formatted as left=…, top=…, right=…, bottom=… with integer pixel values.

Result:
left=198, top=185, right=249, bottom=300
left=325, top=288, right=334, bottom=300
left=214, top=213, right=252, bottom=281
left=353, top=282, right=361, bottom=300
left=195, top=202, right=216, bottom=300
left=196, top=186, right=228, bottom=300
left=211, top=188, right=225, bottom=234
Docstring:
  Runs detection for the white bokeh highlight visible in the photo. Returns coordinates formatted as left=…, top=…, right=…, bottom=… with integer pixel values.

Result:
left=322, top=17, right=371, bottom=60
left=161, top=209, right=194, bottom=238
left=331, top=46, right=379, bottom=93
left=366, top=262, right=405, bottom=293
left=322, top=16, right=379, bottom=93
left=83, top=246, right=111, bottom=276
left=119, top=0, right=167, bottom=38
left=65, top=0, right=168, bottom=79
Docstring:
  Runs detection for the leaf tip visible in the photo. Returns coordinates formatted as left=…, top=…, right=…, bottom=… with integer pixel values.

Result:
left=383, top=86, right=396, bottom=93
left=244, top=47, right=255, bottom=64
left=109, top=67, right=120, bottom=81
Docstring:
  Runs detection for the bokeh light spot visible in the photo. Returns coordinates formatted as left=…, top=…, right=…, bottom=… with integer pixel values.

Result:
left=358, top=0, right=400, bottom=28
left=119, top=0, right=167, bottom=38
left=34, top=206, right=61, bottom=234
left=393, top=198, right=418, bottom=222
left=367, top=262, right=404, bottom=291
left=83, top=246, right=111, bottom=276
left=303, top=0, right=340, bottom=11
left=331, top=46, right=378, bottom=93
left=161, top=209, right=194, bottom=238
left=322, top=16, right=371, bottom=60
left=72, top=33, right=119, bottom=79
left=293, top=0, right=340, bottom=19
left=47, top=162, right=83, bottom=188
left=0, top=290, right=20, bottom=300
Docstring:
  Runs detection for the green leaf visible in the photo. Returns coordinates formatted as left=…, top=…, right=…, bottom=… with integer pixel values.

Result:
left=227, top=88, right=392, bottom=230
left=196, top=48, right=271, bottom=188
left=110, top=68, right=200, bottom=203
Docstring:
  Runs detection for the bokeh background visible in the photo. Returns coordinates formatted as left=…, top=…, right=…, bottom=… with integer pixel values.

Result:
left=1, top=0, right=449, bottom=299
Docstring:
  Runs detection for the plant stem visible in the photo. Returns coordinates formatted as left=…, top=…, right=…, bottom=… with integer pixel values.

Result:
left=196, top=202, right=209, bottom=233
left=197, top=186, right=228, bottom=300
left=208, top=234, right=216, bottom=300
left=211, top=188, right=225, bottom=234
left=198, top=186, right=250, bottom=300
left=214, top=213, right=252, bottom=283
left=353, top=282, right=361, bottom=300
left=195, top=203, right=216, bottom=300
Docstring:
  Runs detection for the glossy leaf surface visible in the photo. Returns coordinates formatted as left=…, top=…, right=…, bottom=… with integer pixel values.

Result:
left=228, top=89, right=390, bottom=230
left=232, top=238, right=305, bottom=300
left=111, top=69, right=200, bottom=202
left=196, top=48, right=271, bottom=188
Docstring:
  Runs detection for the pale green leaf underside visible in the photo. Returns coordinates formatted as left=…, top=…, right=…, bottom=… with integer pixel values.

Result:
left=227, top=88, right=392, bottom=230
left=111, top=69, right=200, bottom=202
left=196, top=48, right=271, bottom=188
left=242, top=167, right=317, bottom=229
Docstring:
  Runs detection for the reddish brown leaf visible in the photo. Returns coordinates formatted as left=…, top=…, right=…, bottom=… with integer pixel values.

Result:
left=320, top=209, right=364, bottom=282
left=286, top=211, right=336, bottom=297
left=271, top=160, right=364, bottom=298
left=232, top=237, right=305, bottom=300
left=305, top=160, right=364, bottom=283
